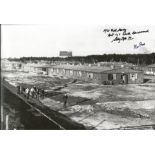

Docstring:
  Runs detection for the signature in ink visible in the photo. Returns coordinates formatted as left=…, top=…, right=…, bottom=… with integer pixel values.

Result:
left=134, top=42, right=145, bottom=49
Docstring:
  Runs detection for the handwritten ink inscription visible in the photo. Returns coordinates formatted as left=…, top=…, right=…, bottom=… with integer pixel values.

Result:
left=103, top=28, right=149, bottom=43
left=134, top=42, right=145, bottom=49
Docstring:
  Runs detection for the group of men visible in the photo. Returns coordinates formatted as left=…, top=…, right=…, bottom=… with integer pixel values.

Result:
left=17, top=85, right=69, bottom=108
left=17, top=85, right=45, bottom=100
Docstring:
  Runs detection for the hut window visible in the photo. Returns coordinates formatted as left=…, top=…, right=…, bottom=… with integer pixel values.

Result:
left=130, top=73, right=137, bottom=80
left=42, top=68, right=47, bottom=71
left=108, top=74, right=113, bottom=80
left=19, top=64, right=22, bottom=68
left=87, top=73, right=93, bottom=79
left=70, top=70, right=73, bottom=75
left=38, top=68, right=42, bottom=71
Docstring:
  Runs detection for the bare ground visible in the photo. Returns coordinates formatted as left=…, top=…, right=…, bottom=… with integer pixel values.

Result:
left=3, top=71, right=155, bottom=129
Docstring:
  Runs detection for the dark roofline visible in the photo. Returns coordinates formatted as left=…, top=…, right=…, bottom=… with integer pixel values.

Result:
left=50, top=65, right=142, bottom=73
left=103, top=68, right=143, bottom=74
left=31, top=64, right=142, bottom=74
left=51, top=65, right=112, bottom=73
left=32, top=65, right=55, bottom=68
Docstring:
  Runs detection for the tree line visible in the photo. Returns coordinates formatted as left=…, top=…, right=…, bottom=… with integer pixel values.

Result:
left=8, top=53, right=155, bottom=65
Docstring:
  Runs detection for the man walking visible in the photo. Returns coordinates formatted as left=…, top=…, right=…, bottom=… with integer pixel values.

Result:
left=25, top=88, right=30, bottom=99
left=63, top=93, right=68, bottom=108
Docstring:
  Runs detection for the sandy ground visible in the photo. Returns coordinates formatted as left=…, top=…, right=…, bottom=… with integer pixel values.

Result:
left=2, top=71, right=155, bottom=129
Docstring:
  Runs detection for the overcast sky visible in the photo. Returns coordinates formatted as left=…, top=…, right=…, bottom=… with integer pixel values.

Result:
left=1, top=25, right=155, bottom=58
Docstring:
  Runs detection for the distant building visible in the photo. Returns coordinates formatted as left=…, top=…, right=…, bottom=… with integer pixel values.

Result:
left=59, top=51, right=72, bottom=58
left=23, top=64, right=54, bottom=75
left=32, top=65, right=50, bottom=75
left=144, top=64, right=155, bottom=75
left=1, top=60, right=22, bottom=71
left=97, top=62, right=135, bottom=69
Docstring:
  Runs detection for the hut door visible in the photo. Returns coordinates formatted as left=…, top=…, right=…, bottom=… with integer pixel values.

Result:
left=122, top=74, right=128, bottom=84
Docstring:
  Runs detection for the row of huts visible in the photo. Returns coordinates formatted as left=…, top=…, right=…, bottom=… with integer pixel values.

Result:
left=27, top=64, right=144, bottom=84
left=4, top=60, right=155, bottom=84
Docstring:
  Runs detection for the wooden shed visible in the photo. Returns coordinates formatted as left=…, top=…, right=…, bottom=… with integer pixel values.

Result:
left=102, top=68, right=144, bottom=84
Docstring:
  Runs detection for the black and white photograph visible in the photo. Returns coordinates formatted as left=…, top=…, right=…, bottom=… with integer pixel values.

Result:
left=1, top=1, right=155, bottom=155
left=1, top=24, right=155, bottom=130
